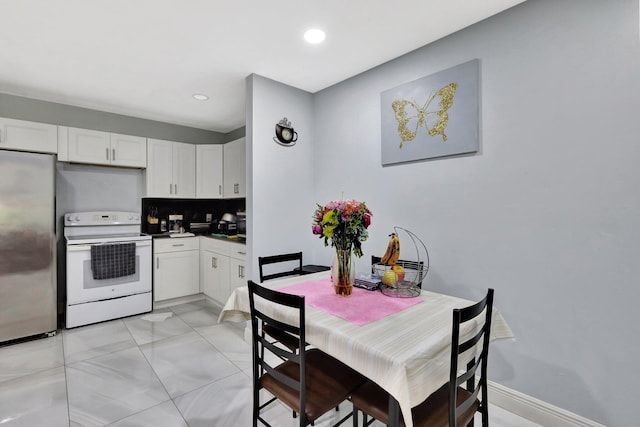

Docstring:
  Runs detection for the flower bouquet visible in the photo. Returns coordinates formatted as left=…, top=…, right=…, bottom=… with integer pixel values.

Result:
left=312, top=199, right=372, bottom=296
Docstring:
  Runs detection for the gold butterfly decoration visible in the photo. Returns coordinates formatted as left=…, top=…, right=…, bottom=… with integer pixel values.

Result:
left=392, top=82, right=458, bottom=148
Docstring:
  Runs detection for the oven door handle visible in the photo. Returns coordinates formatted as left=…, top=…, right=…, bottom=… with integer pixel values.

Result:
left=68, top=245, right=93, bottom=252
left=67, top=240, right=152, bottom=252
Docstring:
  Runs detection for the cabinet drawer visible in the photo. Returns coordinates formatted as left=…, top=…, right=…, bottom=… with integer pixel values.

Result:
left=199, top=236, right=230, bottom=254
left=228, top=242, right=247, bottom=261
left=154, top=237, right=199, bottom=253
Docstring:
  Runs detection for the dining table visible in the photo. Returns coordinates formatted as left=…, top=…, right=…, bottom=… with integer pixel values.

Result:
left=218, top=271, right=514, bottom=427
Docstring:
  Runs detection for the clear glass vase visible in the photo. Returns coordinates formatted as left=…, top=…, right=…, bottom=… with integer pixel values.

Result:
left=331, top=248, right=354, bottom=297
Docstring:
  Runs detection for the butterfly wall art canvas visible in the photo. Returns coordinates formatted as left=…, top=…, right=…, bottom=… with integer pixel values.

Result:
left=381, top=59, right=479, bottom=165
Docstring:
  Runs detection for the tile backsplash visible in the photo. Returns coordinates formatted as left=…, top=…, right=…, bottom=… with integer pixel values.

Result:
left=142, top=198, right=245, bottom=235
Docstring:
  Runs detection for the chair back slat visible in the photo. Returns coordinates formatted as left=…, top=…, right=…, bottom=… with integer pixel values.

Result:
left=455, top=381, right=482, bottom=418
left=260, top=336, right=301, bottom=363
left=456, top=354, right=482, bottom=387
left=458, top=323, right=487, bottom=354
left=254, top=310, right=300, bottom=338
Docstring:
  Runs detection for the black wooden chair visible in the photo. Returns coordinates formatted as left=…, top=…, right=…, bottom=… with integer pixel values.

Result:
left=351, top=288, right=495, bottom=427
left=371, top=255, right=426, bottom=288
left=258, top=252, right=305, bottom=352
left=259, top=252, right=303, bottom=282
left=248, top=280, right=365, bottom=427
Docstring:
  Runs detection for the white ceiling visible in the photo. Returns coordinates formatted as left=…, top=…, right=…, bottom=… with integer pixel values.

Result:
left=0, top=0, right=525, bottom=133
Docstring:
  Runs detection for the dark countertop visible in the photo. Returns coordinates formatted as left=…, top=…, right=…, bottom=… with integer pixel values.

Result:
left=149, top=233, right=246, bottom=245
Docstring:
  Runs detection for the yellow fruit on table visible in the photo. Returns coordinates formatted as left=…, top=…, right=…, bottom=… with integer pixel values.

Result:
left=391, top=265, right=405, bottom=281
left=381, top=233, right=400, bottom=265
left=382, top=270, right=398, bottom=287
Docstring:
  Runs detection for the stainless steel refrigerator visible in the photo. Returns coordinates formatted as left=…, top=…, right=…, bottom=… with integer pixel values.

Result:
left=0, top=150, right=57, bottom=343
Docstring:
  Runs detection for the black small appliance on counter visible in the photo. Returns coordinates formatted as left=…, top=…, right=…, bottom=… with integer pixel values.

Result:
left=189, top=222, right=211, bottom=235
left=210, top=212, right=237, bottom=235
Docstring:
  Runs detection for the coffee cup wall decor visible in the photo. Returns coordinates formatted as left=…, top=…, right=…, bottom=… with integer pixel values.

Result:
left=274, top=117, right=298, bottom=146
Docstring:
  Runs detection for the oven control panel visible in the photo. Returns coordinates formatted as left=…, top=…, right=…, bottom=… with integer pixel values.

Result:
left=65, top=211, right=141, bottom=226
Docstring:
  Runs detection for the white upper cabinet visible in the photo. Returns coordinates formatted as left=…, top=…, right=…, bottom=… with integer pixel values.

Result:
left=196, top=144, right=223, bottom=198
left=173, top=142, right=196, bottom=197
left=0, top=117, right=57, bottom=154
left=66, top=127, right=146, bottom=168
left=67, top=128, right=110, bottom=164
left=146, top=138, right=173, bottom=197
left=223, top=137, right=246, bottom=198
left=146, top=138, right=196, bottom=198
left=110, top=133, right=148, bottom=167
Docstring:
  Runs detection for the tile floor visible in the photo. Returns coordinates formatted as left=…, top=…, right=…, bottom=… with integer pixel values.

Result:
left=0, top=299, right=540, bottom=426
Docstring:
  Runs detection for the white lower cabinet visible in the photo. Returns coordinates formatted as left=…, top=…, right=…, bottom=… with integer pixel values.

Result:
left=228, top=243, right=247, bottom=291
left=200, top=237, right=246, bottom=305
left=200, top=248, right=230, bottom=304
left=153, top=237, right=200, bottom=302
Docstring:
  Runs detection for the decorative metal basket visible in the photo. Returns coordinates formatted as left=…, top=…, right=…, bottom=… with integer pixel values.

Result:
left=372, top=227, right=429, bottom=298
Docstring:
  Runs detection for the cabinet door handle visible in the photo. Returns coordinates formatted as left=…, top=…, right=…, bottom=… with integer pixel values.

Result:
left=169, top=183, right=173, bottom=194
left=106, top=147, right=110, bottom=160
left=234, top=183, right=239, bottom=194
left=174, top=184, right=178, bottom=194
left=156, top=258, right=159, bottom=269
left=212, top=256, right=217, bottom=268
left=171, top=243, right=184, bottom=247
left=0, top=128, right=3, bottom=143
left=219, top=184, right=222, bottom=195
left=237, top=251, right=246, bottom=255
left=112, top=148, right=116, bottom=161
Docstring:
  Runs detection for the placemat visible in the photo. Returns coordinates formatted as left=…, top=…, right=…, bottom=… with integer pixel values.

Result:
left=279, top=278, right=422, bottom=325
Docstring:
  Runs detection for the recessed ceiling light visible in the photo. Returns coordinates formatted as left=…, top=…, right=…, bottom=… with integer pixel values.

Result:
left=304, top=29, right=326, bottom=44
left=192, top=93, right=209, bottom=101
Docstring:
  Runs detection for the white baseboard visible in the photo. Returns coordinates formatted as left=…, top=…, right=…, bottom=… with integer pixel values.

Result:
left=488, top=381, right=606, bottom=427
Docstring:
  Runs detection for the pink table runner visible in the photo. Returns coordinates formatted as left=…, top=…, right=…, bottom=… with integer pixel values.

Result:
left=279, top=278, right=422, bottom=325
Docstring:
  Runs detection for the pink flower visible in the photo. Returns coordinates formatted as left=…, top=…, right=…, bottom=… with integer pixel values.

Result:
left=312, top=224, right=323, bottom=235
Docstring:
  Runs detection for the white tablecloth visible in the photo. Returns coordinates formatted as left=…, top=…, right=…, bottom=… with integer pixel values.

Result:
left=218, top=272, right=514, bottom=427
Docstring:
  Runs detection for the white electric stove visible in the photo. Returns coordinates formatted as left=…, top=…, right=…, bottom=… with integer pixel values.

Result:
left=64, top=211, right=152, bottom=328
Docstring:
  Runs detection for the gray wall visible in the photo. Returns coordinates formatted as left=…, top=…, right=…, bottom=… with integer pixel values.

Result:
left=314, top=1, right=640, bottom=425
left=0, top=92, right=234, bottom=144
left=245, top=74, right=316, bottom=281
left=248, top=0, right=640, bottom=425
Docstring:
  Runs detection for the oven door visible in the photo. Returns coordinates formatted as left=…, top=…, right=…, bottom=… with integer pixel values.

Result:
left=66, top=239, right=152, bottom=305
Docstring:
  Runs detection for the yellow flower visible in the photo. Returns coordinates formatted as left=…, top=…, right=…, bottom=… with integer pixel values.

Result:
left=322, top=210, right=337, bottom=237
left=322, top=210, right=337, bottom=225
